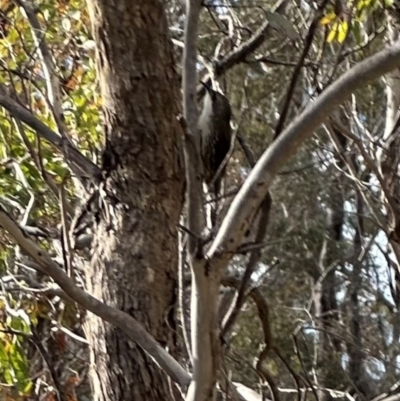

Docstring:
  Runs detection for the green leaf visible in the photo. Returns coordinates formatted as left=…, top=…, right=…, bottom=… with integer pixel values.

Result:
left=9, top=342, right=31, bottom=394
left=353, top=19, right=363, bottom=45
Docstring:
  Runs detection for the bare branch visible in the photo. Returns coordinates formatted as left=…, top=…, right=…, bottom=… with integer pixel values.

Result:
left=208, top=39, right=400, bottom=259
left=182, top=0, right=206, bottom=252
left=273, top=0, right=330, bottom=138
left=0, top=205, right=191, bottom=387
left=0, top=89, right=102, bottom=183
left=59, top=179, right=74, bottom=278
left=221, top=194, right=271, bottom=337
left=182, top=1, right=221, bottom=400
left=213, top=0, right=289, bottom=77
left=222, top=276, right=278, bottom=400
left=14, top=119, right=74, bottom=215
left=237, top=133, right=256, bottom=168
left=17, top=0, right=70, bottom=141
left=30, top=329, right=66, bottom=401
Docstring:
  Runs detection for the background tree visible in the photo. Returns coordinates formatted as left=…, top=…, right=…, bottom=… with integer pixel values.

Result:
left=0, top=1, right=399, bottom=401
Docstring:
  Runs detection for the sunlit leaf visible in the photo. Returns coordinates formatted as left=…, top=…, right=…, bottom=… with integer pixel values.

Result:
left=327, top=22, right=339, bottom=42
left=337, top=21, right=349, bottom=43
left=320, top=12, right=337, bottom=25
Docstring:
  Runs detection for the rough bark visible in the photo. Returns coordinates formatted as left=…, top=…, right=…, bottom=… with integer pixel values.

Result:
left=84, top=1, right=184, bottom=400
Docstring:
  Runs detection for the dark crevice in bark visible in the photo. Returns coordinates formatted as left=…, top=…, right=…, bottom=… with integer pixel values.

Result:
left=85, top=1, right=184, bottom=400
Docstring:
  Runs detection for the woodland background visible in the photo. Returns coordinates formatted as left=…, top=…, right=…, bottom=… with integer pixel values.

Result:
left=0, top=0, right=400, bottom=401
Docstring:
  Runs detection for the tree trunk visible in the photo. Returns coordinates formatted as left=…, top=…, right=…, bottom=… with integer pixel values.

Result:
left=314, top=128, right=347, bottom=401
left=84, top=1, right=184, bottom=400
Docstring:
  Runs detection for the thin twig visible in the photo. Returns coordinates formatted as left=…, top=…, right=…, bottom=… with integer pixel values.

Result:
left=273, top=0, right=330, bottom=139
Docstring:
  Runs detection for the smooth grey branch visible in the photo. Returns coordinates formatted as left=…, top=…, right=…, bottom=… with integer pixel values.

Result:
left=182, top=1, right=221, bottom=401
left=208, top=39, right=400, bottom=258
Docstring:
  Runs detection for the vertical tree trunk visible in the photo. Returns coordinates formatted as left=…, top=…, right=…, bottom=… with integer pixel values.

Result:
left=84, top=1, right=184, bottom=400
left=380, top=10, right=400, bottom=385
left=347, top=179, right=369, bottom=396
left=314, top=129, right=347, bottom=401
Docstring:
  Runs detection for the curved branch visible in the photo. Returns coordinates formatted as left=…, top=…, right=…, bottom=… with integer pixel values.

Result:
left=208, top=39, right=400, bottom=259
left=0, top=205, right=190, bottom=387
